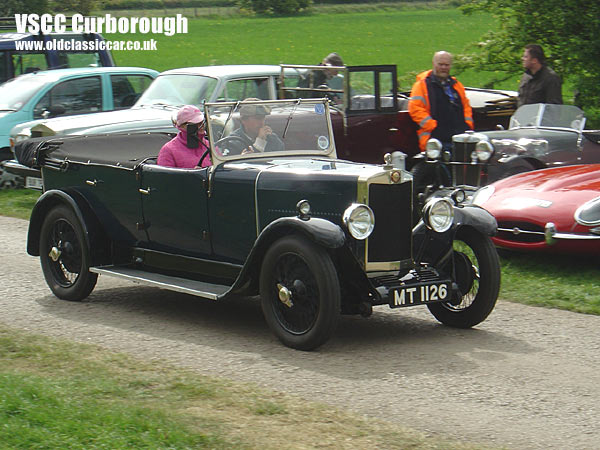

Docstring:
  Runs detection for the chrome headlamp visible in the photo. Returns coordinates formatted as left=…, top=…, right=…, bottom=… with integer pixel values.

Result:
left=422, top=198, right=454, bottom=233
left=343, top=203, right=375, bottom=240
left=425, top=138, right=442, bottom=160
left=474, top=140, right=494, bottom=161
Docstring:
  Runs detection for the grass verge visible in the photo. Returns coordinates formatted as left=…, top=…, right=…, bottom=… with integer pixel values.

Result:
left=0, top=189, right=40, bottom=220
left=0, top=324, right=492, bottom=449
left=499, top=251, right=600, bottom=315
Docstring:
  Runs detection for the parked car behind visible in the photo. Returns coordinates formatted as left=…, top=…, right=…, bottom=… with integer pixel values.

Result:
left=412, top=103, right=600, bottom=205
left=0, top=66, right=158, bottom=187
left=472, top=163, right=600, bottom=254
left=19, top=98, right=501, bottom=350
left=0, top=66, right=157, bottom=156
left=0, top=28, right=115, bottom=83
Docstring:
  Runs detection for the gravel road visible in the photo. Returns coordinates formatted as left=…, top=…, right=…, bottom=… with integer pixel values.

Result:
left=1, top=214, right=599, bottom=449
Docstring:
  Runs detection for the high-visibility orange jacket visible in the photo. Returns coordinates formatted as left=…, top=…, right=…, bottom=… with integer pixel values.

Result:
left=408, top=70, right=473, bottom=151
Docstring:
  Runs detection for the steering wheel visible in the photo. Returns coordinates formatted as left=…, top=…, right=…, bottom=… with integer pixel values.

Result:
left=198, top=149, right=210, bottom=167
left=215, top=135, right=250, bottom=155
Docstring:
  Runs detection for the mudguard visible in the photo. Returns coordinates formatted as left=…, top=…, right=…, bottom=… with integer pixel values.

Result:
left=27, top=189, right=108, bottom=265
left=227, top=216, right=346, bottom=295
left=413, top=204, right=497, bottom=266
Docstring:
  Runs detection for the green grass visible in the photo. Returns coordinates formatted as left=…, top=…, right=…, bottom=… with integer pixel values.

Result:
left=0, top=324, right=492, bottom=449
left=0, top=189, right=40, bottom=220
left=108, top=9, right=521, bottom=91
left=499, top=251, right=600, bottom=314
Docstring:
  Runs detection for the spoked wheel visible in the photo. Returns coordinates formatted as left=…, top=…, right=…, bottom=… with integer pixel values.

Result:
left=427, top=227, right=500, bottom=328
left=259, top=235, right=340, bottom=350
left=39, top=206, right=97, bottom=301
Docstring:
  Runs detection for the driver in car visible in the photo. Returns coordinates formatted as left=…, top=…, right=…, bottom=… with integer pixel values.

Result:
left=222, top=98, right=284, bottom=155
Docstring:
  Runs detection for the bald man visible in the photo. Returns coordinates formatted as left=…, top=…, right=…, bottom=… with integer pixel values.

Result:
left=409, top=51, right=473, bottom=151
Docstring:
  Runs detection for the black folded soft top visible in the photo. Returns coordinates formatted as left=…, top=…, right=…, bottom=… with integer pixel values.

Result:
left=14, top=132, right=174, bottom=169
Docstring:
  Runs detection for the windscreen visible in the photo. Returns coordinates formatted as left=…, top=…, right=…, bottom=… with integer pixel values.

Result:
left=0, top=75, right=49, bottom=111
left=135, top=74, right=218, bottom=109
left=206, top=99, right=335, bottom=162
left=510, top=104, right=586, bottom=130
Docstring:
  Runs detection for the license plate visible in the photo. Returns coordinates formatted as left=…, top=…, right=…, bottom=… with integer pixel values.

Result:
left=390, top=282, right=450, bottom=308
left=25, top=176, right=43, bottom=190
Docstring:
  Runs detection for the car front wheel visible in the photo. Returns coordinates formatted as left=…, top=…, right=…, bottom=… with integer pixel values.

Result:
left=427, top=227, right=500, bottom=328
left=259, top=235, right=340, bottom=350
left=39, top=205, right=98, bottom=301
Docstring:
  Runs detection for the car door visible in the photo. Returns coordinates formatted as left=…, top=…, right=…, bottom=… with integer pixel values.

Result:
left=339, top=65, right=408, bottom=164
left=138, top=164, right=212, bottom=257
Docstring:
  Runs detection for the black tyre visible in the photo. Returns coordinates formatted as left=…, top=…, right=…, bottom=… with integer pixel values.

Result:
left=39, top=205, right=98, bottom=301
left=427, top=227, right=500, bottom=328
left=259, top=235, right=341, bottom=350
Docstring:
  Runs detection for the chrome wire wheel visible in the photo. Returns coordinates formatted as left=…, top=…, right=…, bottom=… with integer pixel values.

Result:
left=427, top=227, right=500, bottom=328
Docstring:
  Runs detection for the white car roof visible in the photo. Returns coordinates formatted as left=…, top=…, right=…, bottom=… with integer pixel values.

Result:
left=159, top=65, right=297, bottom=78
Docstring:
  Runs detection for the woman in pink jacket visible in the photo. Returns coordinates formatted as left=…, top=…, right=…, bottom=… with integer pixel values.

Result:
left=157, top=105, right=211, bottom=168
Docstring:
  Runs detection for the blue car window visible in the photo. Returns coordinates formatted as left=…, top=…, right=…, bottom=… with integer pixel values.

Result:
left=110, top=74, right=154, bottom=109
left=33, top=76, right=102, bottom=119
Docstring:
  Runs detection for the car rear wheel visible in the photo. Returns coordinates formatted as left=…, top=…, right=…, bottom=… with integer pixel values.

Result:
left=259, top=235, right=340, bottom=350
left=427, top=227, right=500, bottom=328
left=39, top=205, right=98, bottom=301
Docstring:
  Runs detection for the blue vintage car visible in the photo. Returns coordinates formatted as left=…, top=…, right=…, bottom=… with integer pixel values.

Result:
left=21, top=99, right=500, bottom=350
left=0, top=67, right=158, bottom=157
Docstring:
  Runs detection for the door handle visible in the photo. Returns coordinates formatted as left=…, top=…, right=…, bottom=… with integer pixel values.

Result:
left=85, top=179, right=102, bottom=186
left=138, top=188, right=152, bottom=195
left=388, top=128, right=399, bottom=132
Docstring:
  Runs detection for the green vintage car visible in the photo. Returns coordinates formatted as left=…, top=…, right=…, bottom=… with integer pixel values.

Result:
left=23, top=99, right=500, bottom=350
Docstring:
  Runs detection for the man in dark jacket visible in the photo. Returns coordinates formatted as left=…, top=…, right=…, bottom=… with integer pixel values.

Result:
left=518, top=44, right=562, bottom=107
left=298, top=52, right=344, bottom=100
left=220, top=98, right=284, bottom=155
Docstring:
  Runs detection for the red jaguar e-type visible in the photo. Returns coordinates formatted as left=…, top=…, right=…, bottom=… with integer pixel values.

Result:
left=472, top=164, right=600, bottom=254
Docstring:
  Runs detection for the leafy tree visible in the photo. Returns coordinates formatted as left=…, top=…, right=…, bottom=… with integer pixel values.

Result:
left=1, top=0, right=48, bottom=15
left=50, top=0, right=97, bottom=15
left=456, top=0, right=600, bottom=114
left=238, top=0, right=311, bottom=15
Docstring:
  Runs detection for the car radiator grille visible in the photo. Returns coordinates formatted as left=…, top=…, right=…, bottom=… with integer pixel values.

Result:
left=451, top=141, right=482, bottom=186
left=497, top=221, right=545, bottom=243
left=367, top=182, right=412, bottom=263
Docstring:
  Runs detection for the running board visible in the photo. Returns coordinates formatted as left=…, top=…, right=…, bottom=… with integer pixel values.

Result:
left=90, top=266, right=231, bottom=300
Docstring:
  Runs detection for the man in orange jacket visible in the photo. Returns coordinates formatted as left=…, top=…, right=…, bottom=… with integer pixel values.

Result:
left=409, top=51, right=473, bottom=151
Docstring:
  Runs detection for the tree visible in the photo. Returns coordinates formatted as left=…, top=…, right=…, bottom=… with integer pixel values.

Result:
left=238, top=0, right=311, bottom=16
left=1, top=0, right=48, bottom=15
left=455, top=0, right=600, bottom=115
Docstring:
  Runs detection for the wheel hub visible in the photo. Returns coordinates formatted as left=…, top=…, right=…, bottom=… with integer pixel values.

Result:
left=49, top=246, right=62, bottom=262
left=277, top=283, right=294, bottom=308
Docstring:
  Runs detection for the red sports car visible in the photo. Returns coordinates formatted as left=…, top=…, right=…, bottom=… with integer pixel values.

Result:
left=472, top=164, right=600, bottom=254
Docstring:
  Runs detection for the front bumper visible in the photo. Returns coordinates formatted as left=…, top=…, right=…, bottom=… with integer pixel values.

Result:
left=2, top=159, right=41, bottom=178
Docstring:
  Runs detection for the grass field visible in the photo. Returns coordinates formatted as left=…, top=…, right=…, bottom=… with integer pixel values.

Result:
left=108, top=8, right=522, bottom=91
